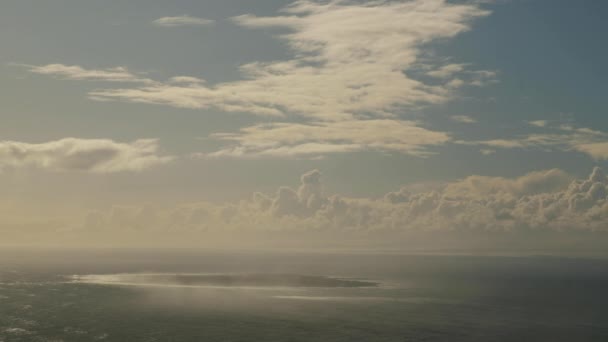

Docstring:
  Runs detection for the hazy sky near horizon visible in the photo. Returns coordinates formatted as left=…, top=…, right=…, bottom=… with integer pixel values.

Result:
left=2, top=0, right=608, bottom=248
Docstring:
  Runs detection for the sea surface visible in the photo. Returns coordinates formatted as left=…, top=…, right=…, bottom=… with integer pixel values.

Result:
left=0, top=249, right=607, bottom=341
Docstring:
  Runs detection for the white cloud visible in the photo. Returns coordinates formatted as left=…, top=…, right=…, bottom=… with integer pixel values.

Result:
left=469, top=70, right=498, bottom=86
left=206, top=119, right=450, bottom=158
left=471, top=123, right=608, bottom=160
left=442, top=168, right=572, bottom=198
left=427, top=63, right=467, bottom=79
left=153, top=16, right=215, bottom=27
left=528, top=120, right=548, bottom=128
left=81, top=0, right=489, bottom=121
left=20, top=1, right=495, bottom=159
left=23, top=64, right=153, bottom=83
left=450, top=115, right=477, bottom=124
left=426, top=63, right=496, bottom=87
left=0, top=138, right=173, bottom=173
left=575, top=142, right=608, bottom=160
left=168, top=76, right=206, bottom=85
left=77, top=167, right=608, bottom=243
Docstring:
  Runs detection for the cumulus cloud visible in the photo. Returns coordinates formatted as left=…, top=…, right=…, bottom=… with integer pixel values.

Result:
left=267, top=169, right=325, bottom=216
left=205, top=119, right=450, bottom=158
left=0, top=138, right=173, bottom=173
left=153, top=16, right=215, bottom=27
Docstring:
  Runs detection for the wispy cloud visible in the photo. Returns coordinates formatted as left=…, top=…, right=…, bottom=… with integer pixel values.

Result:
left=20, top=64, right=153, bottom=83
left=65, top=0, right=489, bottom=121
left=427, top=63, right=468, bottom=79
left=470, top=123, right=608, bottom=160
left=20, top=0, right=495, bottom=159
left=573, top=142, right=608, bottom=160
left=528, top=120, right=548, bottom=128
left=153, top=15, right=215, bottom=27
left=206, top=120, right=450, bottom=158
left=0, top=138, right=173, bottom=173
left=450, top=115, right=477, bottom=124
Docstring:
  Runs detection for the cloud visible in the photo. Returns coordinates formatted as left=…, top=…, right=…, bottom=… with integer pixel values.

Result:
left=528, top=120, right=548, bottom=128
left=153, top=16, right=215, bottom=27
left=168, top=76, right=206, bottom=85
left=469, top=70, right=498, bottom=86
left=76, top=167, right=608, bottom=247
left=205, top=119, right=450, bottom=158
left=574, top=142, right=608, bottom=160
left=426, top=63, right=496, bottom=87
left=441, top=169, right=572, bottom=198
left=19, top=1, right=496, bottom=159
left=268, top=169, right=326, bottom=216
left=55, top=0, right=490, bottom=121
left=22, top=64, right=153, bottom=83
left=427, top=63, right=467, bottom=79
left=450, top=115, right=477, bottom=124
left=0, top=138, right=173, bottom=173
left=470, top=123, right=608, bottom=160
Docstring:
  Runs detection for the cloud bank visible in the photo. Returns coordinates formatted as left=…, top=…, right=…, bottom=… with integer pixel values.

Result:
left=77, top=167, right=608, bottom=244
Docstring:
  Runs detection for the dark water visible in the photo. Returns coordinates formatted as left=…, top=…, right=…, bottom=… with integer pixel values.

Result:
left=0, top=249, right=607, bottom=341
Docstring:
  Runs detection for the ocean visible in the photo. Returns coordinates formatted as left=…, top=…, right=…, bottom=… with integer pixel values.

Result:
left=0, top=249, right=607, bottom=341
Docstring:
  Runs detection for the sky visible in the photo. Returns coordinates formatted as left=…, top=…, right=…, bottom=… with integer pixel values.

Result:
left=1, top=0, right=608, bottom=251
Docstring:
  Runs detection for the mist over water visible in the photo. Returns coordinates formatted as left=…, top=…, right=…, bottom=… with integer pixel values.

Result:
left=73, top=273, right=379, bottom=289
left=1, top=248, right=607, bottom=341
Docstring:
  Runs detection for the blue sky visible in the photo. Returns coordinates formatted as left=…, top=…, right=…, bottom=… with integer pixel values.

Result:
left=1, top=0, right=608, bottom=248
